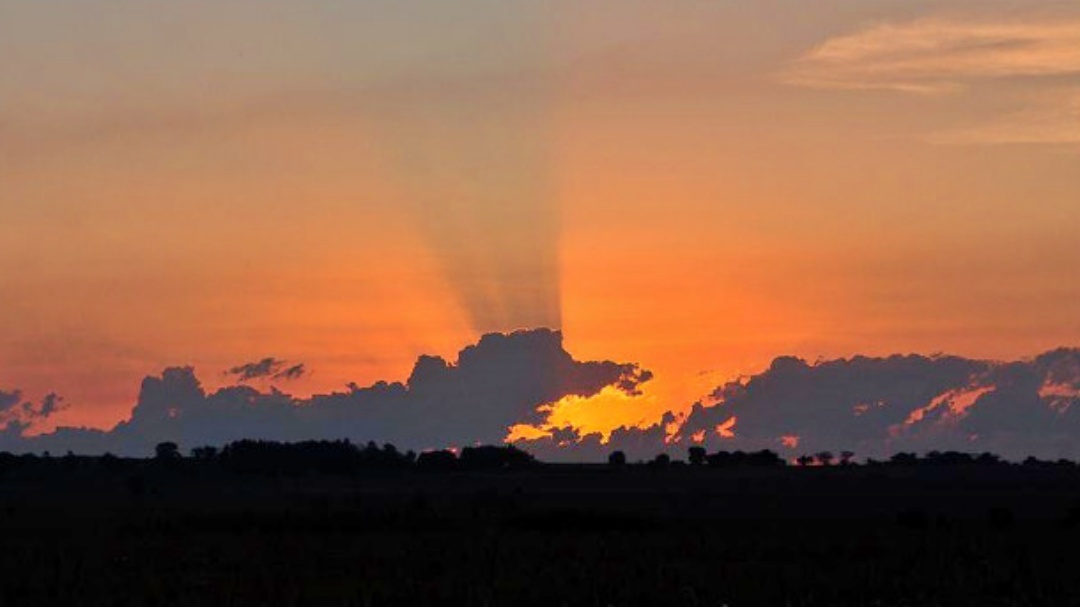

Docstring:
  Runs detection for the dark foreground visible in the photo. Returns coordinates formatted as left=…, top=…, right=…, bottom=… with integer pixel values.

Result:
left=5, top=459, right=1080, bottom=606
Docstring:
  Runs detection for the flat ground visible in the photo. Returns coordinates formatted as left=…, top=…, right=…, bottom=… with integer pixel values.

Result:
left=3, top=462, right=1080, bottom=606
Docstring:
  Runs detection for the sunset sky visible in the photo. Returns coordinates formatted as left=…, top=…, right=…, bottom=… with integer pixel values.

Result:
left=2, top=0, right=1079, bottom=438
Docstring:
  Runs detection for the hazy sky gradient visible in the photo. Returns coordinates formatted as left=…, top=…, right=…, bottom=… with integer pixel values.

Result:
left=2, top=0, right=1079, bottom=433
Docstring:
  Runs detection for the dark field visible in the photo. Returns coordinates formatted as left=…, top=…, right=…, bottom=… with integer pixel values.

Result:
left=5, top=457, right=1080, bottom=606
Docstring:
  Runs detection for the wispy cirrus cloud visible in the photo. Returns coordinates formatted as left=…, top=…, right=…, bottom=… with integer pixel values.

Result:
left=782, top=17, right=1080, bottom=144
left=782, top=19, right=1080, bottom=94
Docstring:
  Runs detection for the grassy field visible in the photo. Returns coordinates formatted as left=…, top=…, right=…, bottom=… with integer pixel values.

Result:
left=3, top=458, right=1080, bottom=606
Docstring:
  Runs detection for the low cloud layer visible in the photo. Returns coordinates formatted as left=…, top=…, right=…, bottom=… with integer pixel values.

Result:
left=5, top=331, right=1080, bottom=461
left=2, top=329, right=648, bottom=456
left=515, top=349, right=1080, bottom=462
left=665, top=348, right=1080, bottom=461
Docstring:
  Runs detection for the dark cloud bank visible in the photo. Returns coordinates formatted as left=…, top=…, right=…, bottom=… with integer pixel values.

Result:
left=1, top=329, right=645, bottom=457
left=3, top=329, right=1080, bottom=461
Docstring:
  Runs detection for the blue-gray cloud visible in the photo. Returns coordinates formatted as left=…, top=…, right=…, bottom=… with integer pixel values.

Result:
left=226, top=358, right=306, bottom=382
left=671, top=348, right=1080, bottom=461
left=5, top=329, right=648, bottom=456
left=6, top=335, right=1080, bottom=462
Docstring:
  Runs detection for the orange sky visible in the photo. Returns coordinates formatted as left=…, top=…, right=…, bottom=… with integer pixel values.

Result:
left=2, top=0, right=1079, bottom=435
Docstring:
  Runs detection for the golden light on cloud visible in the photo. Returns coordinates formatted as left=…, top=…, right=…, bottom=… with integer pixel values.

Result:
left=898, top=384, right=996, bottom=430
left=715, top=416, right=737, bottom=439
left=516, top=385, right=657, bottom=443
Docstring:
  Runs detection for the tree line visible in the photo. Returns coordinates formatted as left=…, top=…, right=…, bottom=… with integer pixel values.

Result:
left=2, top=441, right=1078, bottom=477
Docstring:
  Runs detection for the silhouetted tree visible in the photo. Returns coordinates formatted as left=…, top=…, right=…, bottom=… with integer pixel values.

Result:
left=796, top=455, right=814, bottom=467
left=99, top=452, right=121, bottom=470
left=840, top=450, right=856, bottom=466
left=890, top=452, right=919, bottom=465
left=155, top=441, right=180, bottom=460
left=1022, top=456, right=1050, bottom=468
left=650, top=453, right=671, bottom=467
left=688, top=446, right=706, bottom=466
left=460, top=445, right=536, bottom=470
left=416, top=449, right=457, bottom=471
left=815, top=451, right=834, bottom=467
left=608, top=450, right=627, bottom=467
left=190, top=446, right=218, bottom=460
left=748, top=450, right=786, bottom=467
left=924, top=451, right=973, bottom=466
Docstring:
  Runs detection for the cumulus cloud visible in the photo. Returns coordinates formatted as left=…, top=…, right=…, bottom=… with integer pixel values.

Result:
left=676, top=348, right=1080, bottom=461
left=226, top=357, right=305, bottom=382
left=515, top=348, right=1080, bottom=462
left=782, top=16, right=1080, bottom=144
left=8, top=333, right=1080, bottom=461
left=7, top=329, right=649, bottom=456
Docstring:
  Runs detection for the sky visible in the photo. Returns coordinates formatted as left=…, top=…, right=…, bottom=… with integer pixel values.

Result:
left=2, top=0, right=1080, bottom=444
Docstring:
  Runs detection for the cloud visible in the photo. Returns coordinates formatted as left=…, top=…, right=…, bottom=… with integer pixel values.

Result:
left=6, top=329, right=649, bottom=456
left=676, top=348, right=1080, bottom=461
left=783, top=19, right=1080, bottom=94
left=509, top=413, right=677, bottom=463
left=8, top=333, right=1080, bottom=462
left=273, top=363, right=306, bottom=381
left=782, top=16, right=1080, bottom=144
left=38, top=393, right=63, bottom=418
left=514, top=347, right=1080, bottom=462
left=0, top=390, right=21, bottom=413
left=226, top=358, right=305, bottom=382
left=0, top=390, right=66, bottom=439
